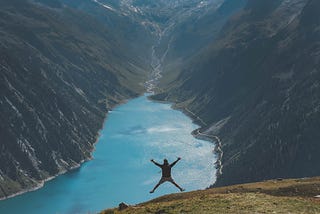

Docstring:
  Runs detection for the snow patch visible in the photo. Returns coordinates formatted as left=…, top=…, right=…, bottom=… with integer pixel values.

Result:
left=4, top=96, right=22, bottom=118
left=92, top=0, right=116, bottom=12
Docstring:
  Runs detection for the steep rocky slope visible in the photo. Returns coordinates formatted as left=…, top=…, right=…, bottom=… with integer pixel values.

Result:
left=0, top=0, right=150, bottom=198
left=154, top=0, right=320, bottom=186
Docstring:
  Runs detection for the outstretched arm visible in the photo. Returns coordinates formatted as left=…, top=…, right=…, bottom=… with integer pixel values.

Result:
left=151, top=159, right=161, bottom=167
left=170, top=157, right=181, bottom=167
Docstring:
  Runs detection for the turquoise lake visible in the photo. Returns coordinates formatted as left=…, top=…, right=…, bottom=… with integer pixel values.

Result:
left=0, top=95, right=216, bottom=214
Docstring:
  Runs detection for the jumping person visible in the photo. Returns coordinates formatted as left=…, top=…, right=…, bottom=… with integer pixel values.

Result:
left=150, top=158, right=185, bottom=193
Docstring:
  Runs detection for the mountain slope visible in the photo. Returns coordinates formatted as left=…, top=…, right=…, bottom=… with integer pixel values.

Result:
left=160, top=0, right=247, bottom=68
left=60, top=0, right=155, bottom=66
left=101, top=177, right=320, bottom=214
left=153, top=0, right=320, bottom=186
left=0, top=0, right=149, bottom=198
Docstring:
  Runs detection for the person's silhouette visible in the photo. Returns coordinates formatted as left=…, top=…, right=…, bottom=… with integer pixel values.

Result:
left=150, top=158, right=185, bottom=193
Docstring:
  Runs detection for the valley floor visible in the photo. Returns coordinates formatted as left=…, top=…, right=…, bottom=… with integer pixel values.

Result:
left=101, top=177, right=320, bottom=214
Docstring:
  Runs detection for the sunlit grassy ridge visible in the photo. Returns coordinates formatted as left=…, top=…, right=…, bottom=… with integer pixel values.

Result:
left=101, top=177, right=320, bottom=214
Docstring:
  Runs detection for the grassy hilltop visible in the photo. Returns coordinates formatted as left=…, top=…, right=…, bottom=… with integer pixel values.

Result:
left=102, top=177, right=320, bottom=214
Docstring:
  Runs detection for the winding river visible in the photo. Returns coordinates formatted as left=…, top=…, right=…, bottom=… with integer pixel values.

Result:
left=0, top=95, right=216, bottom=214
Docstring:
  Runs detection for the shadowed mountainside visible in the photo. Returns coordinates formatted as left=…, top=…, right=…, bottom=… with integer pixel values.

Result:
left=153, top=0, right=320, bottom=186
left=0, top=0, right=151, bottom=198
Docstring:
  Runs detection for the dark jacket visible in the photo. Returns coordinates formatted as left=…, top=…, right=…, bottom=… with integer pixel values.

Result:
left=152, top=159, right=179, bottom=178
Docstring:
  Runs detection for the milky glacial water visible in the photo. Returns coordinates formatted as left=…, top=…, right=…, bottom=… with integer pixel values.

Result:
left=0, top=95, right=216, bottom=214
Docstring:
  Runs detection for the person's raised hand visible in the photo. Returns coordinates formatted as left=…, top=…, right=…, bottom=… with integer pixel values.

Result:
left=150, top=159, right=154, bottom=162
left=178, top=157, right=181, bottom=160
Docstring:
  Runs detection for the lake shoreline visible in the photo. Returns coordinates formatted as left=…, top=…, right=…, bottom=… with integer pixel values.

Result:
left=0, top=94, right=217, bottom=213
left=0, top=93, right=140, bottom=202
left=0, top=160, right=85, bottom=201
left=148, top=94, right=222, bottom=187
